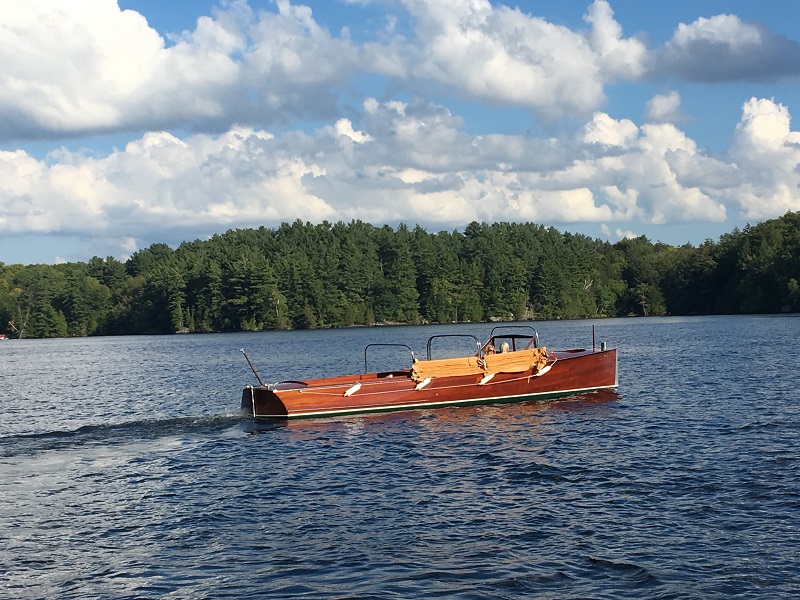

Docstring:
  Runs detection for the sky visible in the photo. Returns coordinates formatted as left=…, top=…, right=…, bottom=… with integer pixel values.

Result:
left=2, top=0, right=800, bottom=265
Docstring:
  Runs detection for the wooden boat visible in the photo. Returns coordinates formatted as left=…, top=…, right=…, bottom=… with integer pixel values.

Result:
left=241, top=326, right=617, bottom=419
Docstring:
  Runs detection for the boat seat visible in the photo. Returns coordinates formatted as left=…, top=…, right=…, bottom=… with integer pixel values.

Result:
left=411, top=347, right=548, bottom=382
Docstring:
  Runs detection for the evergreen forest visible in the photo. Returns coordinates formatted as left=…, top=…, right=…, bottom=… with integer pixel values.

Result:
left=1, top=213, right=799, bottom=338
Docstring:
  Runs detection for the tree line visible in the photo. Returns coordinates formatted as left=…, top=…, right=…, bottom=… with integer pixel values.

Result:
left=1, top=213, right=799, bottom=338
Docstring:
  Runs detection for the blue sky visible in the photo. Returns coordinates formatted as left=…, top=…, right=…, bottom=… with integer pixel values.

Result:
left=2, top=0, right=800, bottom=265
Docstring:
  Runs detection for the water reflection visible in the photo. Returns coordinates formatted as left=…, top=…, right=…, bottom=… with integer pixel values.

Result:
left=240, top=389, right=621, bottom=440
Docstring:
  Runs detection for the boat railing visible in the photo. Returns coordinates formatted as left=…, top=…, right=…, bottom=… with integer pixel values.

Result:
left=364, top=343, right=416, bottom=373
left=425, top=334, right=481, bottom=361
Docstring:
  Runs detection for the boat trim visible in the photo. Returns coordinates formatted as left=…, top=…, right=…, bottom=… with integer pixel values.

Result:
left=247, top=382, right=619, bottom=419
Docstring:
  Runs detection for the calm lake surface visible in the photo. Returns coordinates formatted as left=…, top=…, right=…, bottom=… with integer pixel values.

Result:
left=1, top=316, right=799, bottom=599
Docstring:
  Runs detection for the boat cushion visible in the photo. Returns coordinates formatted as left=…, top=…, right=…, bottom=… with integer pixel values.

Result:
left=484, top=347, right=548, bottom=375
left=411, top=347, right=548, bottom=382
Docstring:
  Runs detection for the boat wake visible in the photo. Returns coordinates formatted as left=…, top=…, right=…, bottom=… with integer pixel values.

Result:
left=0, top=414, right=246, bottom=459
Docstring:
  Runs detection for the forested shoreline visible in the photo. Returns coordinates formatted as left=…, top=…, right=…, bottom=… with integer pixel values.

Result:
left=1, top=213, right=799, bottom=338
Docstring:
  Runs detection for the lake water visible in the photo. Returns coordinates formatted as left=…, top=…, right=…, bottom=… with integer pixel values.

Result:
left=1, top=316, right=798, bottom=599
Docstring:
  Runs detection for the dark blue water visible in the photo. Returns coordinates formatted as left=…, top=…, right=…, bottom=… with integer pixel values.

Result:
left=1, top=316, right=798, bottom=599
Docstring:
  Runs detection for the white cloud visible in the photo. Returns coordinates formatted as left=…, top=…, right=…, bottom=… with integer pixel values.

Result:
left=732, top=97, right=796, bottom=152
left=365, top=0, right=646, bottom=120
left=601, top=224, right=639, bottom=240
left=666, top=150, right=742, bottom=191
left=626, top=122, right=726, bottom=223
left=646, top=91, right=684, bottom=123
left=10, top=97, right=796, bottom=253
left=4, top=0, right=800, bottom=149
left=726, top=98, right=800, bottom=219
left=584, top=0, right=647, bottom=80
left=0, top=0, right=358, bottom=141
left=616, top=228, right=639, bottom=240
left=0, top=0, right=163, bottom=136
left=658, top=14, right=800, bottom=82
left=581, top=112, right=638, bottom=147
left=0, top=0, right=649, bottom=141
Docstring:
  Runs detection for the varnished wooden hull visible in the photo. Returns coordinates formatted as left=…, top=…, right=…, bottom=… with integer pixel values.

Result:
left=242, top=348, right=617, bottom=419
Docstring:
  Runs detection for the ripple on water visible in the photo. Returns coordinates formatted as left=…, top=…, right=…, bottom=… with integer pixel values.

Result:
left=2, top=318, right=800, bottom=598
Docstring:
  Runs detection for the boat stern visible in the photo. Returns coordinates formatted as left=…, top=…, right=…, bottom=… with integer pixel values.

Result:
left=241, top=386, right=255, bottom=414
left=241, top=385, right=291, bottom=418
